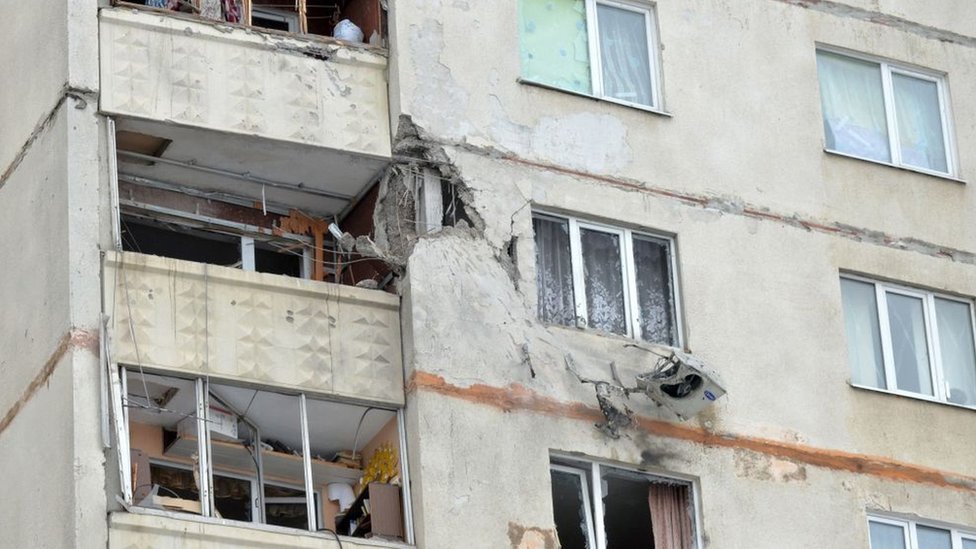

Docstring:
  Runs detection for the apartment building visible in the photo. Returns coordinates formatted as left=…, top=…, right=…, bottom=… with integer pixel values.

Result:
left=1, top=1, right=975, bottom=548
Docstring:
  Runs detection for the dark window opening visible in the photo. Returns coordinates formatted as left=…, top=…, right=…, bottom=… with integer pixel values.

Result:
left=550, top=468, right=591, bottom=549
left=549, top=459, right=696, bottom=549
left=603, top=475, right=654, bottom=549
left=122, top=218, right=241, bottom=268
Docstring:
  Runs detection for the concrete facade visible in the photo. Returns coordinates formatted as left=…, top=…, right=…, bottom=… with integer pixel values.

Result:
left=1, top=1, right=974, bottom=548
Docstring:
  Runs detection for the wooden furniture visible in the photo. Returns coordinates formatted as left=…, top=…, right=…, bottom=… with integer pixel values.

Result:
left=335, top=482, right=403, bottom=540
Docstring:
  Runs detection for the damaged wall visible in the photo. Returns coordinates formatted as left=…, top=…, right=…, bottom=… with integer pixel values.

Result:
left=385, top=0, right=976, bottom=547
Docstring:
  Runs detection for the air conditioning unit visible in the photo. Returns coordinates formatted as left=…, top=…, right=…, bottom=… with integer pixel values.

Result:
left=635, top=350, right=726, bottom=420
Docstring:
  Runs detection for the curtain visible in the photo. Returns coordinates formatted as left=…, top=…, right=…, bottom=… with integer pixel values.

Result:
left=520, top=0, right=592, bottom=94
left=934, top=298, right=976, bottom=406
left=892, top=73, right=948, bottom=172
left=868, top=522, right=906, bottom=549
left=816, top=51, right=890, bottom=162
left=580, top=228, right=626, bottom=335
left=597, top=4, right=653, bottom=107
left=886, top=293, right=933, bottom=396
left=534, top=217, right=576, bottom=327
left=840, top=279, right=886, bottom=389
left=632, top=235, right=675, bottom=345
left=648, top=484, right=693, bottom=549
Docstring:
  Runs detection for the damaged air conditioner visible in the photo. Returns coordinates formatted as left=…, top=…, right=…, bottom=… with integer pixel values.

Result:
left=636, top=350, right=726, bottom=420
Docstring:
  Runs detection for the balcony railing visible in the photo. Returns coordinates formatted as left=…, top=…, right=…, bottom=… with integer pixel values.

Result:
left=104, top=251, right=403, bottom=405
left=99, top=6, right=391, bottom=159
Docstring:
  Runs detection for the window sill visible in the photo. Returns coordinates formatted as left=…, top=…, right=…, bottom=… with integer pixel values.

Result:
left=824, top=149, right=965, bottom=184
left=518, top=78, right=673, bottom=118
left=120, top=507, right=413, bottom=549
left=546, top=321, right=685, bottom=353
left=850, top=382, right=976, bottom=413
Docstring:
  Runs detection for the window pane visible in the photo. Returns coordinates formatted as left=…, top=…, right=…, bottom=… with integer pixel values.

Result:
left=632, top=235, right=676, bottom=345
left=816, top=51, right=891, bottom=163
left=886, top=293, right=933, bottom=396
left=520, top=0, right=592, bottom=94
left=305, top=398, right=403, bottom=540
left=550, top=469, right=591, bottom=549
left=534, top=216, right=577, bottom=327
left=601, top=471, right=653, bottom=549
left=935, top=298, right=976, bottom=406
left=125, top=371, right=203, bottom=513
left=840, top=279, right=886, bottom=388
left=869, top=521, right=906, bottom=549
left=597, top=4, right=653, bottom=107
left=892, top=73, right=948, bottom=173
left=208, top=384, right=307, bottom=528
left=580, top=228, right=626, bottom=335
left=916, top=526, right=952, bottom=549
left=963, top=539, right=976, bottom=549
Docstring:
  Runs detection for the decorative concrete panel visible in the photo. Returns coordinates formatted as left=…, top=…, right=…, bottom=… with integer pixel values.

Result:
left=109, top=512, right=404, bottom=549
left=99, top=8, right=391, bottom=159
left=104, top=251, right=403, bottom=406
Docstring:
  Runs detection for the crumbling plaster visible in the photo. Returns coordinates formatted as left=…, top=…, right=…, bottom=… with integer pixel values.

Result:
left=400, top=146, right=976, bottom=475
left=388, top=0, right=976, bottom=254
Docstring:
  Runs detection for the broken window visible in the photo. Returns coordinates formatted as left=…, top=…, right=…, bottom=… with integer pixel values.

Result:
left=550, top=457, right=696, bottom=549
left=533, top=212, right=681, bottom=346
left=120, top=0, right=387, bottom=44
left=121, top=369, right=408, bottom=541
left=840, top=276, right=976, bottom=408
left=519, top=0, right=662, bottom=109
left=815, top=48, right=955, bottom=176
left=867, top=515, right=976, bottom=549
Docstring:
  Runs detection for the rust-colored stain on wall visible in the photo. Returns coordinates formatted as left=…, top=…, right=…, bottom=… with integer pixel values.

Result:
left=508, top=522, right=557, bottom=549
left=408, top=371, right=976, bottom=493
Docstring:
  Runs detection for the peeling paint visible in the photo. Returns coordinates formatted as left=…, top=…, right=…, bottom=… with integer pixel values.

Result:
left=507, top=523, right=558, bottom=549
left=735, top=450, right=808, bottom=483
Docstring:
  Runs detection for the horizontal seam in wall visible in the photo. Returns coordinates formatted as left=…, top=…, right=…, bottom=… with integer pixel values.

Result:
left=0, top=329, right=99, bottom=440
left=772, top=0, right=976, bottom=48
left=430, top=138, right=975, bottom=267
left=406, top=370, right=976, bottom=492
left=0, top=85, right=99, bottom=191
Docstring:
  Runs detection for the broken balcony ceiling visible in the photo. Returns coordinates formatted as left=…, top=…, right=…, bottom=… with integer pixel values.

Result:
left=114, top=118, right=389, bottom=217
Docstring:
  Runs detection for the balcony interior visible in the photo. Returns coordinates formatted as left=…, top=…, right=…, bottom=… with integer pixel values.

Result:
left=114, top=118, right=393, bottom=289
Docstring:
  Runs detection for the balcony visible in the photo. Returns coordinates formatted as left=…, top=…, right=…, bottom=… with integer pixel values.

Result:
left=99, top=7, right=391, bottom=215
left=103, top=250, right=403, bottom=405
left=109, top=511, right=408, bottom=549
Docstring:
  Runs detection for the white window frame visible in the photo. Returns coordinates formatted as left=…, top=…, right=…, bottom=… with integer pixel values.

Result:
left=585, top=0, right=663, bottom=110
left=520, top=0, right=665, bottom=112
left=816, top=46, right=957, bottom=178
left=842, top=274, right=976, bottom=409
left=114, top=367, right=414, bottom=542
left=534, top=212, right=683, bottom=347
left=550, top=455, right=701, bottom=549
left=868, top=514, right=976, bottom=549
